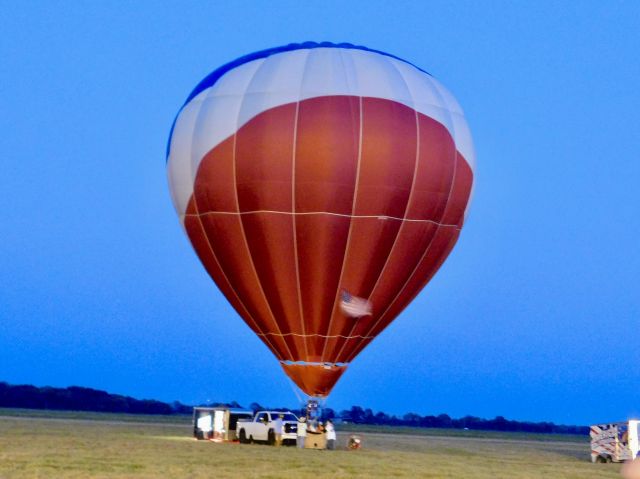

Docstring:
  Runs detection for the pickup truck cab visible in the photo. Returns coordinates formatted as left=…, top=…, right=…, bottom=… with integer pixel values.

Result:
left=237, top=411, right=298, bottom=445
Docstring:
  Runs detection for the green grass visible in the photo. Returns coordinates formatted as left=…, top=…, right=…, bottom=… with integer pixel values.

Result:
left=0, top=408, right=190, bottom=424
left=341, top=424, right=588, bottom=443
left=0, top=410, right=621, bottom=478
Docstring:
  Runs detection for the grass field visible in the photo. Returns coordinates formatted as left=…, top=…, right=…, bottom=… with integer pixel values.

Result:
left=0, top=410, right=622, bottom=478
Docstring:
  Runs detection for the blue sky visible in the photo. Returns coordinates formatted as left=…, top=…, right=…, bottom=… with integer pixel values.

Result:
left=1, top=1, right=639, bottom=425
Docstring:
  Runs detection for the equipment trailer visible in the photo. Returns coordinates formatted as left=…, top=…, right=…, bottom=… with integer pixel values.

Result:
left=591, top=420, right=640, bottom=463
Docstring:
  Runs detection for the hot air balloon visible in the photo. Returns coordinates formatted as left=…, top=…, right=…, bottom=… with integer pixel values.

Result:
left=166, top=42, right=475, bottom=399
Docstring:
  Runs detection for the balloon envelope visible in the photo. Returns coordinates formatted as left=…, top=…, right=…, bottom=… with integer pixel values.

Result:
left=167, top=42, right=475, bottom=397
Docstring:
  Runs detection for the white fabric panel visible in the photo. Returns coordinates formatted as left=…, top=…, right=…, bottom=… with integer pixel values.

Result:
left=383, top=60, right=476, bottom=177
left=191, top=94, right=244, bottom=176
left=347, top=50, right=414, bottom=106
left=168, top=61, right=266, bottom=219
left=300, top=48, right=355, bottom=98
left=419, top=75, right=476, bottom=218
left=412, top=101, right=455, bottom=134
left=387, top=60, right=445, bottom=111
left=429, top=77, right=464, bottom=115
left=237, top=50, right=309, bottom=129
left=450, top=111, right=477, bottom=219
left=450, top=111, right=476, bottom=173
left=237, top=90, right=299, bottom=131
left=244, top=49, right=309, bottom=95
left=422, top=76, right=456, bottom=147
left=167, top=47, right=476, bottom=219
left=167, top=98, right=203, bottom=221
left=390, top=60, right=457, bottom=161
left=207, top=58, right=266, bottom=97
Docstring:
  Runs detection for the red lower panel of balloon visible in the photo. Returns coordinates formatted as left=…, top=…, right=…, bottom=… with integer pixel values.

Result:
left=280, top=363, right=347, bottom=397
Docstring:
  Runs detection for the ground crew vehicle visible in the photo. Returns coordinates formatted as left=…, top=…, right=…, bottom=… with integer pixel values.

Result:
left=591, top=420, right=640, bottom=463
left=192, top=407, right=253, bottom=441
left=236, top=411, right=298, bottom=445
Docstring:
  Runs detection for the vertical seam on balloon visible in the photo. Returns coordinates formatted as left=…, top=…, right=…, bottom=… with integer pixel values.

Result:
left=343, top=83, right=460, bottom=362
left=186, top=96, right=207, bottom=216
left=347, top=229, right=461, bottom=362
left=191, top=203, right=278, bottom=353
left=318, top=93, right=363, bottom=362
left=186, top=160, right=278, bottom=353
left=291, top=50, right=312, bottom=360
left=344, top=174, right=459, bottom=363
left=189, top=98, right=208, bottom=194
left=316, top=48, right=358, bottom=360
left=331, top=60, right=420, bottom=363
left=425, top=79, right=473, bottom=228
left=231, top=55, right=296, bottom=361
left=166, top=110, right=193, bottom=224
left=184, top=95, right=279, bottom=356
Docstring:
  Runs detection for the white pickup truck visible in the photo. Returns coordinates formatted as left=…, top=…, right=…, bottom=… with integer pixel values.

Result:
left=236, top=411, right=298, bottom=445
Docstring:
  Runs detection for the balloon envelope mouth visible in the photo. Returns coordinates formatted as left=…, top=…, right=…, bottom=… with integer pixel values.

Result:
left=281, top=362, right=348, bottom=397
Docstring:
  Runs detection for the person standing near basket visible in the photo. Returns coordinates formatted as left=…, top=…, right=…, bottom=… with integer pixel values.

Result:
left=273, top=414, right=284, bottom=446
left=325, top=419, right=336, bottom=450
left=297, top=416, right=307, bottom=448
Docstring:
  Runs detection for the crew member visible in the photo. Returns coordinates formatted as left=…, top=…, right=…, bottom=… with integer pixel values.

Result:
left=297, top=416, right=307, bottom=448
left=273, top=414, right=284, bottom=446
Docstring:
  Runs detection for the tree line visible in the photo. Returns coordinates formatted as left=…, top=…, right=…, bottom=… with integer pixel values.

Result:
left=328, top=405, right=589, bottom=435
left=0, top=382, right=188, bottom=415
left=0, top=382, right=588, bottom=435
left=245, top=402, right=588, bottom=435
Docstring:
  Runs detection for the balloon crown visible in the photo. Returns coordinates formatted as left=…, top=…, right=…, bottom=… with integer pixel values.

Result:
left=184, top=41, right=430, bottom=107
left=167, top=42, right=430, bottom=159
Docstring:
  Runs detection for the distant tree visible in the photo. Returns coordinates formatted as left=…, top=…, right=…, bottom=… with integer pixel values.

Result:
left=459, top=415, right=482, bottom=430
left=322, top=408, right=336, bottom=420
left=363, top=408, right=375, bottom=424
left=436, top=414, right=452, bottom=428
left=171, top=401, right=192, bottom=415
left=403, top=412, right=421, bottom=425
left=349, top=406, right=365, bottom=423
left=374, top=411, right=389, bottom=424
left=492, top=416, right=508, bottom=431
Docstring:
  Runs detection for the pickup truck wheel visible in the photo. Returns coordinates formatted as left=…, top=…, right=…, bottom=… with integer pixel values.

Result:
left=267, top=429, right=275, bottom=446
left=239, top=429, right=247, bottom=444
